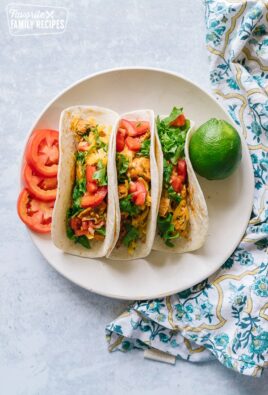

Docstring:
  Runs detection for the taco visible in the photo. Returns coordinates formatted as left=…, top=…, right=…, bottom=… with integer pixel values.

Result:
left=153, top=107, right=208, bottom=253
left=107, top=110, right=159, bottom=260
left=52, top=106, right=118, bottom=258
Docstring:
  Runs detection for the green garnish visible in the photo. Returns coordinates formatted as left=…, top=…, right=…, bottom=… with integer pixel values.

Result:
left=72, top=178, right=86, bottom=210
left=93, top=126, right=108, bottom=151
left=76, top=151, right=86, bottom=164
left=163, top=159, right=173, bottom=187
left=120, top=195, right=141, bottom=216
left=167, top=186, right=181, bottom=203
left=137, top=139, right=150, bottom=157
left=96, top=226, right=106, bottom=236
left=156, top=107, right=190, bottom=165
left=116, top=154, right=129, bottom=182
left=123, top=224, right=139, bottom=247
left=157, top=213, right=180, bottom=247
left=93, top=160, right=107, bottom=186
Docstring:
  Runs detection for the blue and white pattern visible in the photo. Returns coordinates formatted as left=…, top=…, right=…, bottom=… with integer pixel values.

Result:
left=106, top=0, right=268, bottom=377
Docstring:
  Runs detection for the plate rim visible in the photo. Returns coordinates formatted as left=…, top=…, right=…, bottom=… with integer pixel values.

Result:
left=23, top=66, right=255, bottom=300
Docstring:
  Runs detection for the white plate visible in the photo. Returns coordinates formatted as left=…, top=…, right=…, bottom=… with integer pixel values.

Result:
left=25, top=67, right=254, bottom=300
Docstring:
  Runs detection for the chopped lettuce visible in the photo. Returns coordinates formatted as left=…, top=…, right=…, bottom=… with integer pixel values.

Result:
left=156, top=107, right=190, bottom=165
left=137, top=139, right=150, bottom=157
left=116, top=154, right=129, bottom=182
left=72, top=178, right=86, bottom=210
left=93, top=160, right=107, bottom=186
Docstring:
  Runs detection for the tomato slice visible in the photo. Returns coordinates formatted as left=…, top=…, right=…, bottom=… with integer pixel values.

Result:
left=116, top=130, right=125, bottom=152
left=26, top=129, right=59, bottom=177
left=130, top=121, right=150, bottom=136
left=170, top=114, right=186, bottom=127
left=171, top=175, right=184, bottom=193
left=119, top=119, right=136, bottom=136
left=86, top=165, right=96, bottom=182
left=131, top=181, right=147, bottom=206
left=23, top=163, right=57, bottom=201
left=17, top=188, right=53, bottom=233
left=81, top=186, right=108, bottom=208
left=125, top=136, right=141, bottom=152
left=177, top=159, right=187, bottom=182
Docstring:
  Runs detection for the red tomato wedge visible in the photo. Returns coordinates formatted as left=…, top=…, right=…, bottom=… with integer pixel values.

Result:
left=119, top=119, right=136, bottom=137
left=116, top=130, right=125, bottom=152
left=23, top=163, right=57, bottom=201
left=26, top=129, right=59, bottom=177
left=81, top=187, right=108, bottom=208
left=86, top=165, right=98, bottom=193
left=17, top=189, right=54, bottom=233
left=86, top=165, right=96, bottom=182
left=125, top=136, right=141, bottom=152
left=131, top=181, right=147, bottom=206
left=130, top=121, right=150, bottom=136
left=177, top=159, right=187, bottom=182
left=170, top=114, right=186, bottom=127
left=171, top=175, right=183, bottom=193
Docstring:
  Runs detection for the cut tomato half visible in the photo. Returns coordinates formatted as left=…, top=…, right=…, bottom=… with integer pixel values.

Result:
left=26, top=129, right=59, bottom=177
left=17, top=188, right=54, bottom=233
left=116, top=130, right=125, bottom=152
left=177, top=159, right=187, bottom=182
left=170, top=114, right=186, bottom=127
left=119, top=119, right=136, bottom=137
left=130, top=121, right=149, bottom=136
left=125, top=136, right=141, bottom=152
left=171, top=175, right=184, bottom=193
left=81, top=186, right=108, bottom=208
left=23, top=163, right=57, bottom=201
left=131, top=181, right=147, bottom=206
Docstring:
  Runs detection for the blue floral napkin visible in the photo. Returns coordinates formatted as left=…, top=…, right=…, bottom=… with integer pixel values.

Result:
left=106, top=0, right=268, bottom=377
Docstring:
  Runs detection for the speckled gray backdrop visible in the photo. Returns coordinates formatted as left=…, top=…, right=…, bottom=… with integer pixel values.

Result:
left=1, top=0, right=267, bottom=394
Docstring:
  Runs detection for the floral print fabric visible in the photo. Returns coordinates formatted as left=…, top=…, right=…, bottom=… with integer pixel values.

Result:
left=106, top=0, right=268, bottom=377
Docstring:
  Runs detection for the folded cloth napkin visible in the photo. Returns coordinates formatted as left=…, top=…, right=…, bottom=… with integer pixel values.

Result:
left=106, top=0, right=268, bottom=377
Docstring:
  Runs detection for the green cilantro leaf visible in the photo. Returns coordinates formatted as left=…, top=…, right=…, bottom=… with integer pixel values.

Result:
left=123, top=224, right=139, bottom=247
left=157, top=213, right=180, bottom=247
left=72, top=178, right=86, bottom=210
left=167, top=186, right=181, bottom=203
left=96, top=226, right=106, bottom=236
left=120, top=195, right=141, bottom=216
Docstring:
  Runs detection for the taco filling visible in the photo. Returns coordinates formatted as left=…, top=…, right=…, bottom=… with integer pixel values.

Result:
left=66, top=115, right=111, bottom=249
left=156, top=107, right=191, bottom=247
left=115, top=119, right=151, bottom=254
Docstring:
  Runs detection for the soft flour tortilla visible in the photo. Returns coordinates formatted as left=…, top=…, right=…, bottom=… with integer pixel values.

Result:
left=51, top=105, right=119, bottom=258
left=153, top=121, right=209, bottom=253
left=107, top=110, right=160, bottom=260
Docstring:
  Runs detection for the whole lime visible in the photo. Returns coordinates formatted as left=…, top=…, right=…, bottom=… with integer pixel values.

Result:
left=189, top=118, right=242, bottom=180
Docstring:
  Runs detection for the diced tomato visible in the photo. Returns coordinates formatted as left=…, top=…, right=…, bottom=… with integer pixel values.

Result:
left=170, top=114, right=186, bottom=127
left=17, top=188, right=54, bottom=233
left=116, top=130, right=125, bottom=152
left=86, top=165, right=96, bottom=183
left=70, top=217, right=81, bottom=230
left=87, top=182, right=98, bottom=193
left=125, top=136, right=141, bottom=152
left=78, top=141, right=90, bottom=151
left=81, top=186, right=108, bottom=208
left=129, top=181, right=137, bottom=193
left=131, top=181, right=147, bottom=206
left=129, top=121, right=150, bottom=136
left=177, top=159, right=187, bottom=182
left=119, top=119, right=136, bottom=136
left=26, top=129, right=59, bottom=177
left=118, top=127, right=127, bottom=137
left=23, top=163, right=57, bottom=201
left=171, top=175, right=184, bottom=193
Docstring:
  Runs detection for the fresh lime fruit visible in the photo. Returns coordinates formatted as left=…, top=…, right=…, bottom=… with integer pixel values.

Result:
left=189, top=118, right=242, bottom=180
